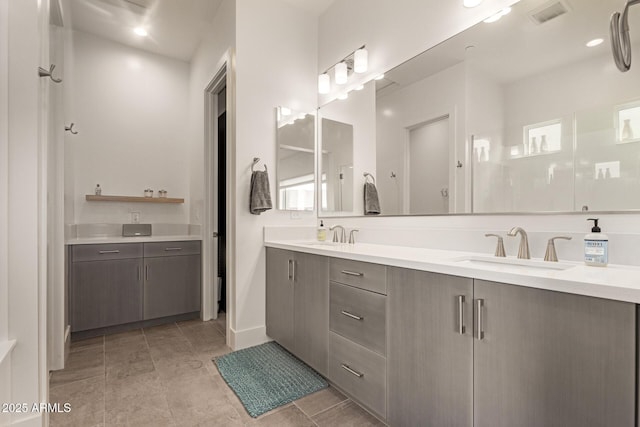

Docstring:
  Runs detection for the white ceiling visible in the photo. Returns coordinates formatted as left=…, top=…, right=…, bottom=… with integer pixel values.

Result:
left=64, top=0, right=223, bottom=62
left=281, top=0, right=336, bottom=16
left=379, top=0, right=640, bottom=95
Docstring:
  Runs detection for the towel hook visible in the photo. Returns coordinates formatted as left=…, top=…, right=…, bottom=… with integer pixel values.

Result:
left=65, top=123, right=78, bottom=134
left=38, top=64, right=63, bottom=83
left=363, top=172, right=375, bottom=185
left=251, top=157, right=267, bottom=172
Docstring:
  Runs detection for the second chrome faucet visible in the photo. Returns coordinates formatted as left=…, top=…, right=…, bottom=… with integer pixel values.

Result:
left=487, top=227, right=572, bottom=261
left=507, top=226, right=530, bottom=259
left=329, top=225, right=359, bottom=244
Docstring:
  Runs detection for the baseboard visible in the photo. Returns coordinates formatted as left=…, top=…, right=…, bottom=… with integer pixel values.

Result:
left=10, top=413, right=43, bottom=426
left=229, top=325, right=269, bottom=350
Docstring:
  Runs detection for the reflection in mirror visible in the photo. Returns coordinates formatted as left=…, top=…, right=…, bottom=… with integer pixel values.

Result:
left=319, top=0, right=640, bottom=217
left=318, top=83, right=376, bottom=216
left=276, top=107, right=315, bottom=211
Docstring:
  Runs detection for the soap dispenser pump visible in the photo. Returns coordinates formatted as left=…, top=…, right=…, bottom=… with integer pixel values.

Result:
left=317, top=220, right=327, bottom=242
left=584, top=218, right=608, bottom=267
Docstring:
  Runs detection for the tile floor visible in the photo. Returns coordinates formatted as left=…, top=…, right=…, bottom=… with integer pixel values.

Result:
left=49, top=313, right=385, bottom=426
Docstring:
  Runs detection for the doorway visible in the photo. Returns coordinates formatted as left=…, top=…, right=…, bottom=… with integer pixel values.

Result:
left=216, top=87, right=226, bottom=314
left=407, top=115, right=450, bottom=214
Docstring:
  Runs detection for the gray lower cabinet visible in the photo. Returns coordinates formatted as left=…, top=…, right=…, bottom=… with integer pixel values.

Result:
left=70, top=244, right=144, bottom=332
left=387, top=268, right=473, bottom=427
left=70, top=240, right=201, bottom=332
left=265, top=248, right=329, bottom=376
left=144, top=254, right=201, bottom=320
left=473, top=279, right=636, bottom=427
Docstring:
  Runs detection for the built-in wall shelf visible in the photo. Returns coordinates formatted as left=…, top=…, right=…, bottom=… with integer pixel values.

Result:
left=85, top=195, right=184, bottom=204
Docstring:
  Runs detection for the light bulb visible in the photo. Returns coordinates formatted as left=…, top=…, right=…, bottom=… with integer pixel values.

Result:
left=463, top=0, right=482, bottom=8
left=318, top=73, right=330, bottom=94
left=335, top=62, right=348, bottom=85
left=133, top=27, right=148, bottom=37
left=354, top=48, right=368, bottom=73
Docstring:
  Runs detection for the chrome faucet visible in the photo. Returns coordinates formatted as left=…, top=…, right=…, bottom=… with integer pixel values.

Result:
left=330, top=225, right=347, bottom=243
left=348, top=229, right=359, bottom=244
left=485, top=234, right=506, bottom=257
left=507, top=227, right=530, bottom=259
left=544, top=236, right=572, bottom=262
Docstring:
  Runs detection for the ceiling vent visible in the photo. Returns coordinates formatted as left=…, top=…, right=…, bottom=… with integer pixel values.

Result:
left=529, top=0, right=571, bottom=25
left=96, top=0, right=155, bottom=15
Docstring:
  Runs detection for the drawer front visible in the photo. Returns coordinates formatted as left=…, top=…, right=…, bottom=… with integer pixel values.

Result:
left=330, top=282, right=386, bottom=355
left=72, top=243, right=143, bottom=262
left=144, top=240, right=201, bottom=258
left=329, top=258, right=386, bottom=294
left=328, top=332, right=386, bottom=418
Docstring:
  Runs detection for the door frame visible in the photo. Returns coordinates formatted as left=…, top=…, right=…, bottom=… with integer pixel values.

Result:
left=203, top=50, right=235, bottom=343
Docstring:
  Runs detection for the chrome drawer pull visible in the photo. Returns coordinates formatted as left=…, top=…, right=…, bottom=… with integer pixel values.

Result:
left=341, top=270, right=363, bottom=277
left=476, top=299, right=485, bottom=340
left=164, top=247, right=182, bottom=251
left=98, top=250, right=120, bottom=254
left=341, top=364, right=364, bottom=378
left=457, top=295, right=465, bottom=335
left=341, top=310, right=363, bottom=321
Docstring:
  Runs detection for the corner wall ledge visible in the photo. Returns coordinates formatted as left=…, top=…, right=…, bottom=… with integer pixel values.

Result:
left=0, top=339, right=16, bottom=365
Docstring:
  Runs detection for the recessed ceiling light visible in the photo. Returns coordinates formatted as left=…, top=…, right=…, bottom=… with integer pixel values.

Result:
left=464, top=0, right=483, bottom=8
left=374, top=74, right=385, bottom=80
left=586, top=38, right=604, bottom=47
left=133, top=27, right=148, bottom=37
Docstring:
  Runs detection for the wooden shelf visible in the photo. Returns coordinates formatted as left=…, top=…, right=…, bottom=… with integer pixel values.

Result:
left=86, top=195, right=184, bottom=204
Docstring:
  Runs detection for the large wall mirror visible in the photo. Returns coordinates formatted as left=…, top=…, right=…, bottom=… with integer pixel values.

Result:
left=318, top=0, right=640, bottom=217
left=276, top=107, right=316, bottom=211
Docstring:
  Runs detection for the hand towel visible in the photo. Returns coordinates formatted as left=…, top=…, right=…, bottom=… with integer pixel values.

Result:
left=364, top=182, right=381, bottom=215
left=250, top=170, right=272, bottom=215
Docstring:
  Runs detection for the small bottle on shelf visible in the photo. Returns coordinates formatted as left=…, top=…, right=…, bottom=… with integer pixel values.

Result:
left=95, top=184, right=102, bottom=196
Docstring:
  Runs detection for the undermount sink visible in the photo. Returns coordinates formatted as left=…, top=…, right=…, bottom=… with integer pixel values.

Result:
left=299, top=241, right=341, bottom=246
left=452, top=255, right=575, bottom=272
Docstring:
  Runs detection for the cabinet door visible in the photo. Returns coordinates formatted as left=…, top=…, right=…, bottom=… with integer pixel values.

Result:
left=71, top=258, right=143, bottom=331
left=388, top=268, right=473, bottom=427
left=474, top=280, right=635, bottom=427
left=266, top=248, right=295, bottom=351
left=293, top=252, right=329, bottom=376
left=144, top=254, right=201, bottom=320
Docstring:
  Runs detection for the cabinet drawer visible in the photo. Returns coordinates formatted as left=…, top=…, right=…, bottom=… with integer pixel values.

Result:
left=330, top=282, right=386, bottom=355
left=72, top=243, right=143, bottom=262
left=330, top=258, right=386, bottom=294
left=328, top=332, right=386, bottom=418
left=144, top=240, right=201, bottom=257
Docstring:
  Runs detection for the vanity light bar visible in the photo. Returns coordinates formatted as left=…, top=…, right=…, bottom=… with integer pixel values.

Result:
left=318, top=45, right=367, bottom=94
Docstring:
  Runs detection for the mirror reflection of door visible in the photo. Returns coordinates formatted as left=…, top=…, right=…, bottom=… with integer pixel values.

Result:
left=408, top=115, right=450, bottom=214
left=321, top=118, right=354, bottom=213
left=338, top=164, right=353, bottom=211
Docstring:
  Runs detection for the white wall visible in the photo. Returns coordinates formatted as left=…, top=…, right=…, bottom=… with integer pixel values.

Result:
left=233, top=0, right=317, bottom=347
left=66, top=30, right=190, bottom=225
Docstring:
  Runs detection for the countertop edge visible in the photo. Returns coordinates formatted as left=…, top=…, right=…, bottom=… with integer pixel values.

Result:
left=264, top=240, right=640, bottom=304
left=66, top=235, right=202, bottom=245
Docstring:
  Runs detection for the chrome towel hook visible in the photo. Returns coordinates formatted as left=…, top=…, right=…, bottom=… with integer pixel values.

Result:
left=363, top=172, right=375, bottom=184
left=38, top=64, right=62, bottom=83
left=65, top=123, right=78, bottom=134
left=611, top=0, right=640, bottom=72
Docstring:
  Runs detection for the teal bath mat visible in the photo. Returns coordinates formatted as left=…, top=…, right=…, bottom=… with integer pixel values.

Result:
left=214, top=341, right=328, bottom=418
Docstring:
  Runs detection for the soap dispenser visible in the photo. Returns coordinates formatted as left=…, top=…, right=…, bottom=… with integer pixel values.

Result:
left=317, top=220, right=327, bottom=242
left=584, top=218, right=608, bottom=267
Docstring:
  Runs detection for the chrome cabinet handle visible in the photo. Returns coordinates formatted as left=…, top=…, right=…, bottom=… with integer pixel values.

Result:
left=164, top=247, right=182, bottom=251
left=98, top=250, right=120, bottom=254
left=341, top=364, right=364, bottom=378
left=341, top=310, right=363, bottom=321
left=287, top=259, right=292, bottom=281
left=476, top=299, right=484, bottom=340
left=341, top=270, right=363, bottom=277
left=457, top=295, right=465, bottom=335
left=137, top=266, right=141, bottom=282
left=291, top=260, right=296, bottom=282
left=145, top=265, right=149, bottom=281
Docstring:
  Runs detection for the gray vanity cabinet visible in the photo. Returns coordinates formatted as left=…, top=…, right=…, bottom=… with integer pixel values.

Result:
left=473, top=279, right=636, bottom=427
left=266, top=248, right=329, bottom=376
left=70, top=244, right=144, bottom=332
left=143, top=241, right=201, bottom=320
left=387, top=268, right=474, bottom=427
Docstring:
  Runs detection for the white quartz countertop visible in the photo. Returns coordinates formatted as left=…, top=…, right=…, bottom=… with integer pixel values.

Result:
left=66, top=235, right=202, bottom=245
left=265, top=240, right=640, bottom=304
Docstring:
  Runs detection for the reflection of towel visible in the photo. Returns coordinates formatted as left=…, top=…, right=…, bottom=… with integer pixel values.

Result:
left=250, top=171, right=272, bottom=215
left=364, top=182, right=381, bottom=215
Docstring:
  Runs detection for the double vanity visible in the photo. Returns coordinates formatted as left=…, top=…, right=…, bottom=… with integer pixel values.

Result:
left=265, top=237, right=640, bottom=426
